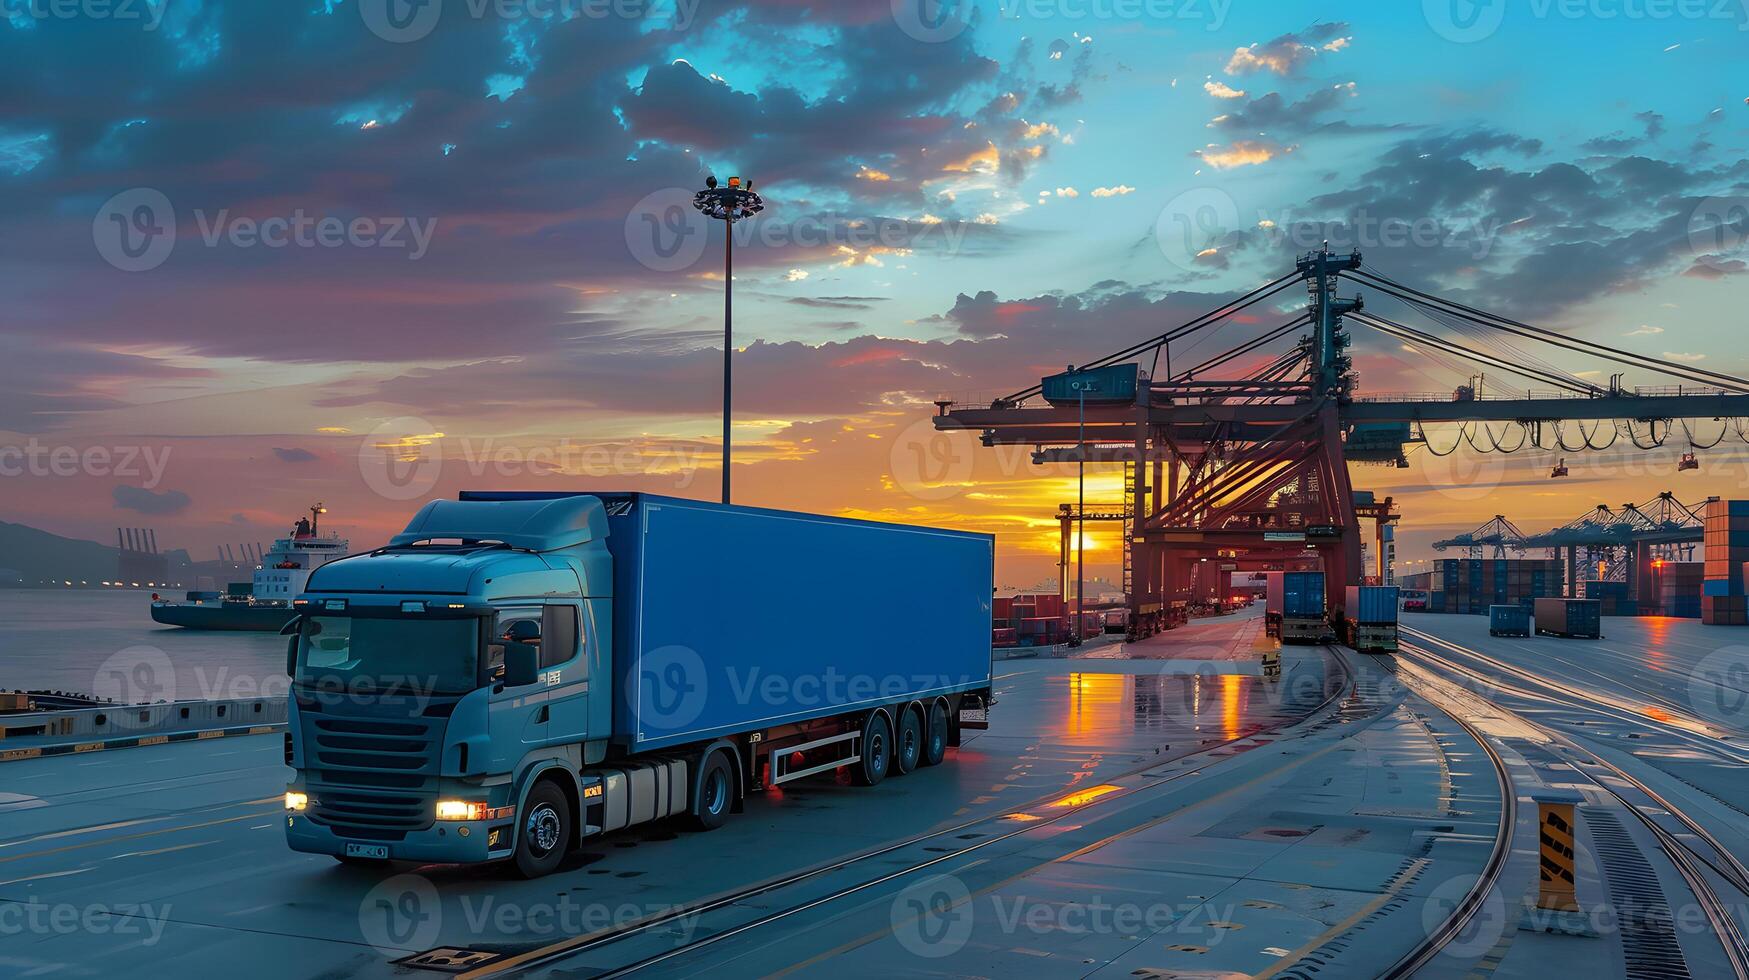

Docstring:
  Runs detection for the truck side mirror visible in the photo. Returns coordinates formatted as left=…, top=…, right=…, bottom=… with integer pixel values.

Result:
left=280, top=617, right=301, bottom=677
left=502, top=642, right=540, bottom=687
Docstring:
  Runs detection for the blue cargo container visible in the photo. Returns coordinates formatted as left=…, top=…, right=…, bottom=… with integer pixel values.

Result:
left=587, top=494, right=995, bottom=751
left=1345, top=585, right=1400, bottom=625
left=1282, top=571, right=1326, bottom=617
left=1489, top=604, right=1531, bottom=636
left=1704, top=578, right=1744, bottom=597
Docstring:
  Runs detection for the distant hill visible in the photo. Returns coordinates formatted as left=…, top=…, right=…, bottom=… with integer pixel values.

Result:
left=0, top=521, right=121, bottom=585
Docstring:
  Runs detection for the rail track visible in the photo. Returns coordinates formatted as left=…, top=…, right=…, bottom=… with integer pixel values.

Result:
left=1398, top=634, right=1749, bottom=978
left=451, top=648, right=1359, bottom=979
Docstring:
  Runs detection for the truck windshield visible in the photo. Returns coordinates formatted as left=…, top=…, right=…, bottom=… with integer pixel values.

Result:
left=294, top=615, right=480, bottom=695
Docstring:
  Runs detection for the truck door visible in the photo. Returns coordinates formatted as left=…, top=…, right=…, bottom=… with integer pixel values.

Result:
left=487, top=606, right=548, bottom=746
left=539, top=603, right=589, bottom=745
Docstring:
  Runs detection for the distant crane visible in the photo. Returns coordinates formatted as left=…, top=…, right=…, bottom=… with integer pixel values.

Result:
left=1432, top=515, right=1527, bottom=559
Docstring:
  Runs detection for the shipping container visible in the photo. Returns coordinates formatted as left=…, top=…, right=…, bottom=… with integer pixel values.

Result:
left=1489, top=604, right=1531, bottom=636
left=1534, top=597, right=1602, bottom=638
left=1344, top=585, right=1400, bottom=625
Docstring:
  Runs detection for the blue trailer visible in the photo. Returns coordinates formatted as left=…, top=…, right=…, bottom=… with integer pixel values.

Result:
left=282, top=492, right=994, bottom=877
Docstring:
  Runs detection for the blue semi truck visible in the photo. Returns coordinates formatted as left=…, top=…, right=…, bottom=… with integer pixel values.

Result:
left=281, top=492, right=994, bottom=877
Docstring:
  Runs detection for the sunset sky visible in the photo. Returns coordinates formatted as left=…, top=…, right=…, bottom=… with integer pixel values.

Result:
left=3, top=1, right=1748, bottom=586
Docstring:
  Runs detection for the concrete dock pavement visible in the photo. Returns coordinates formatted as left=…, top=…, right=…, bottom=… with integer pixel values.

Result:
left=0, top=609, right=1338, bottom=978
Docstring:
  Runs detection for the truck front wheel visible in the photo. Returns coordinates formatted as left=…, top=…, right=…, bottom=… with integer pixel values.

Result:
left=689, top=752, right=735, bottom=831
left=850, top=712, right=892, bottom=786
left=514, top=781, right=572, bottom=879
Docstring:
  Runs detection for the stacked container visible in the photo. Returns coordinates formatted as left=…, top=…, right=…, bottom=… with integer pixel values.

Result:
left=1424, top=558, right=1564, bottom=614
left=1654, top=562, right=1704, bottom=619
left=1581, top=580, right=1633, bottom=616
left=1703, top=500, right=1749, bottom=625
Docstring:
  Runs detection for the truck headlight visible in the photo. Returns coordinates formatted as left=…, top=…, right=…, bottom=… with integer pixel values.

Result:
left=285, top=791, right=308, bottom=811
left=436, top=799, right=487, bottom=821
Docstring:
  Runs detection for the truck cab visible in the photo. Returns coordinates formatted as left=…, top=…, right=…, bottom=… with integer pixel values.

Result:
left=284, top=495, right=614, bottom=876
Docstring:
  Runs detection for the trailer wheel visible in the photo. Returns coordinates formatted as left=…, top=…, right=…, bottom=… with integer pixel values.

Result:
left=919, top=700, right=949, bottom=768
left=689, top=751, right=735, bottom=831
left=893, top=706, right=924, bottom=776
left=514, top=780, right=571, bottom=879
left=850, top=712, right=892, bottom=786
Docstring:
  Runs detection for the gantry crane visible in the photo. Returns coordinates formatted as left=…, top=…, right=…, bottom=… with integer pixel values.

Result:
left=931, top=249, right=1749, bottom=635
left=1432, top=515, right=1528, bottom=559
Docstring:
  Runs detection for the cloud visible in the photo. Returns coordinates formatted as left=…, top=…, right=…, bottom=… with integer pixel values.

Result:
left=1091, top=185, right=1135, bottom=197
left=1224, top=23, right=1350, bottom=76
left=1624, top=325, right=1664, bottom=336
left=272, top=447, right=319, bottom=462
left=1199, top=140, right=1289, bottom=169
left=1204, top=80, right=1247, bottom=99
left=113, top=485, right=191, bottom=515
left=1663, top=351, right=1707, bottom=362
left=784, top=269, right=810, bottom=282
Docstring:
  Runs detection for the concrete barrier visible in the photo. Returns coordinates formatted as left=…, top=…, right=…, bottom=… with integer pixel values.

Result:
left=0, top=696, right=287, bottom=762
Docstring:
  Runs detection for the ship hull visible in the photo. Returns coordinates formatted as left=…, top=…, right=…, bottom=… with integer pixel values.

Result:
left=150, top=602, right=299, bottom=632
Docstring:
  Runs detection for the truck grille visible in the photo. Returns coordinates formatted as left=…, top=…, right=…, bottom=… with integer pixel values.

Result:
left=301, top=708, right=448, bottom=839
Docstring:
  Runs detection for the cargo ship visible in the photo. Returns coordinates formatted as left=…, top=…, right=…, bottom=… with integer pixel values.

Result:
left=149, top=504, right=349, bottom=631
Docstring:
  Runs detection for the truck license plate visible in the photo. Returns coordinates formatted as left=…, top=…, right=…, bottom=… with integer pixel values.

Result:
left=959, top=707, right=988, bottom=730
left=345, top=843, right=388, bottom=860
